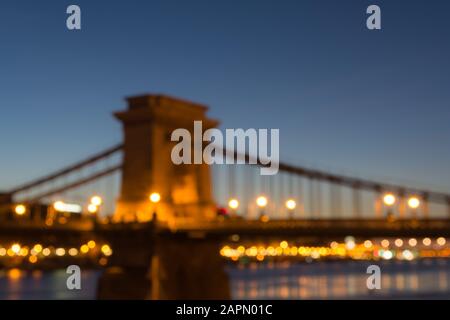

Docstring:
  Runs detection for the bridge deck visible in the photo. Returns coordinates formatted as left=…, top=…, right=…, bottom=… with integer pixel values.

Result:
left=165, top=218, right=450, bottom=238
left=1, top=218, right=449, bottom=242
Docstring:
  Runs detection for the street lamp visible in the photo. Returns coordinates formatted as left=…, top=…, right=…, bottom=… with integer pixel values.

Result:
left=408, top=197, right=420, bottom=209
left=14, top=204, right=26, bottom=216
left=256, top=196, right=268, bottom=208
left=90, top=196, right=103, bottom=206
left=383, top=193, right=396, bottom=220
left=149, top=192, right=161, bottom=221
left=408, top=196, right=420, bottom=218
left=228, top=198, right=239, bottom=216
left=383, top=193, right=396, bottom=206
left=285, top=199, right=296, bottom=218
left=88, top=204, right=98, bottom=214
left=88, top=196, right=103, bottom=218
left=256, top=196, right=268, bottom=221
left=149, top=192, right=161, bottom=204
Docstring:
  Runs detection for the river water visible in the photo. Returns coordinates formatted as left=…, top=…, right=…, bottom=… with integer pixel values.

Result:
left=1, top=259, right=449, bottom=299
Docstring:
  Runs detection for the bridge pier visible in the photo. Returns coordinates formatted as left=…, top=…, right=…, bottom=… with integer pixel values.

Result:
left=150, top=237, right=230, bottom=299
left=97, top=224, right=230, bottom=300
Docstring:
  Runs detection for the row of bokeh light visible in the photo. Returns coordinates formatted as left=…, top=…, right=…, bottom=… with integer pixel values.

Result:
left=227, top=193, right=422, bottom=215
left=12, top=192, right=420, bottom=220
left=13, top=195, right=104, bottom=218
left=220, top=237, right=449, bottom=262
left=0, top=240, right=112, bottom=265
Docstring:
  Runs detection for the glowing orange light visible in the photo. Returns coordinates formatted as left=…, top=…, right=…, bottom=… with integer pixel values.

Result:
left=87, top=240, right=96, bottom=249
left=80, top=245, right=89, bottom=254
left=149, top=192, right=161, bottom=203
left=101, top=244, right=113, bottom=256
left=8, top=268, right=22, bottom=280
left=14, top=204, right=26, bottom=216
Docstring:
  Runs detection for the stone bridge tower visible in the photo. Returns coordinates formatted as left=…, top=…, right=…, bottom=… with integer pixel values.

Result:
left=113, top=94, right=219, bottom=224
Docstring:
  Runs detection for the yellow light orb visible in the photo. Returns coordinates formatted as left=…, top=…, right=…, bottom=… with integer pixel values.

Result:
left=364, top=240, right=373, bottom=248
left=42, top=248, right=51, bottom=256
left=19, top=247, right=29, bottom=256
left=87, top=240, right=96, bottom=249
left=68, top=248, right=78, bottom=256
left=11, top=243, right=21, bottom=254
left=55, top=248, right=66, bottom=256
left=437, top=237, right=446, bottom=246
left=90, top=196, right=103, bottom=206
left=408, top=197, right=420, bottom=209
left=33, top=244, right=43, bottom=253
left=423, top=237, right=432, bottom=246
left=394, top=239, right=403, bottom=247
left=381, top=239, right=390, bottom=248
left=29, top=255, right=38, bottom=264
left=383, top=194, right=396, bottom=206
left=14, top=204, right=26, bottom=216
left=285, top=199, right=296, bottom=210
left=408, top=238, right=417, bottom=247
left=101, top=244, right=113, bottom=256
left=228, top=199, right=239, bottom=210
left=80, top=244, right=89, bottom=254
left=256, top=196, right=268, bottom=208
left=149, top=192, right=161, bottom=203
left=87, top=204, right=98, bottom=214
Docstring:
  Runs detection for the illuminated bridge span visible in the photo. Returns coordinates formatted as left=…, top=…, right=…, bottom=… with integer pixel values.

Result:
left=1, top=94, right=450, bottom=299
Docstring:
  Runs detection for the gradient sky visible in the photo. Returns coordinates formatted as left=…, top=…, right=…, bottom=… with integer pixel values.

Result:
left=1, top=0, right=450, bottom=193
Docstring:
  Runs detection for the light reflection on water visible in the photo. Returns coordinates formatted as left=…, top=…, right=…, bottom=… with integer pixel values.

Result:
left=1, top=259, right=450, bottom=299
left=0, top=269, right=101, bottom=300
left=227, top=258, right=450, bottom=299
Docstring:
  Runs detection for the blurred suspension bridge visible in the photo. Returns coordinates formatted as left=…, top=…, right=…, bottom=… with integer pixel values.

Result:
left=1, top=94, right=450, bottom=299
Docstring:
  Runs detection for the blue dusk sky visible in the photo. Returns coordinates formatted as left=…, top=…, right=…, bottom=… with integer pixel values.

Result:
left=1, top=0, right=449, bottom=193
